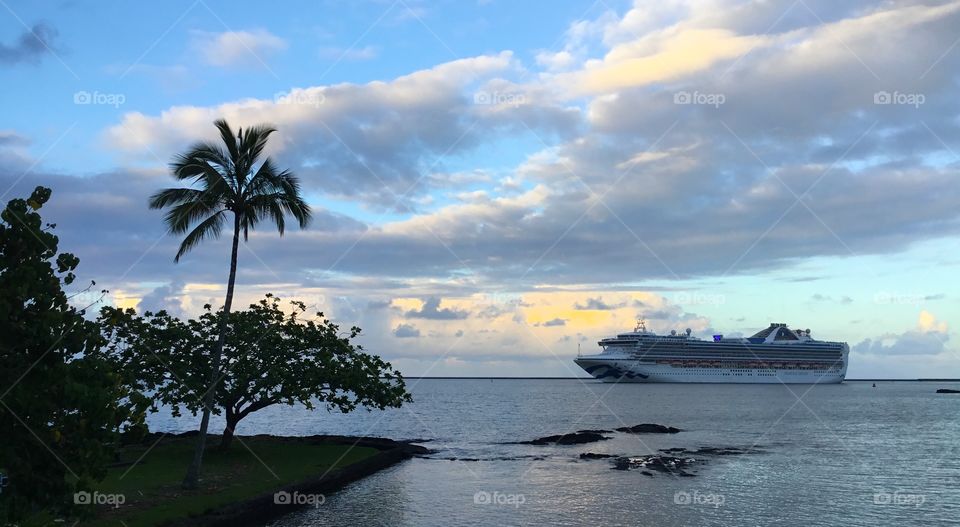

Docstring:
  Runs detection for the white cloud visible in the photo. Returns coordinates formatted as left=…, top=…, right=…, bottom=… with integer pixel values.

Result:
left=193, top=29, right=287, bottom=68
left=535, top=50, right=575, bottom=71
left=103, top=51, right=580, bottom=211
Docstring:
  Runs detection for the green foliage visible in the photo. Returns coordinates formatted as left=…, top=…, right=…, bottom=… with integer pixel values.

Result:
left=100, top=294, right=411, bottom=448
left=0, top=187, right=123, bottom=522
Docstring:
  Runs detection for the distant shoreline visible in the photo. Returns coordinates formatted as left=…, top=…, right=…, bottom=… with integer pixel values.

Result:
left=401, top=376, right=960, bottom=381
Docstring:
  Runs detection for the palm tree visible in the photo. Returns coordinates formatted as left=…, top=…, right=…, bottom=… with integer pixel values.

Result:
left=149, top=119, right=311, bottom=489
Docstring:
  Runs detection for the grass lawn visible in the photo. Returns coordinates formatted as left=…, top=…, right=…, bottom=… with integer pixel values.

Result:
left=63, top=436, right=378, bottom=527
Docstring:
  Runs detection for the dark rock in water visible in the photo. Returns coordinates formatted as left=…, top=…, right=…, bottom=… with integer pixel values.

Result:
left=609, top=444, right=763, bottom=475
left=487, top=454, right=550, bottom=462
left=658, top=446, right=759, bottom=457
left=610, top=454, right=699, bottom=474
left=580, top=452, right=617, bottom=460
left=936, top=388, right=960, bottom=394
left=520, top=431, right=611, bottom=445
left=615, top=423, right=682, bottom=434
left=691, top=446, right=752, bottom=456
left=576, top=429, right=614, bottom=434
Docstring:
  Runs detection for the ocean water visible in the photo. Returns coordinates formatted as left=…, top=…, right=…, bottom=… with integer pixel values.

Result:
left=150, top=380, right=960, bottom=526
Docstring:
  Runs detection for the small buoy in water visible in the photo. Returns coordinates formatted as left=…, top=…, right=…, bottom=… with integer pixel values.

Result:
left=872, top=383, right=876, bottom=388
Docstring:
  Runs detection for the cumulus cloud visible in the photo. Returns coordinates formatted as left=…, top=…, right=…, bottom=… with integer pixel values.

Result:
left=854, top=311, right=950, bottom=356
left=137, top=280, right=187, bottom=317
left=393, top=323, right=421, bottom=338
left=574, top=297, right=626, bottom=310
left=404, top=297, right=469, bottom=320
left=192, top=29, right=287, bottom=68
left=103, top=52, right=579, bottom=210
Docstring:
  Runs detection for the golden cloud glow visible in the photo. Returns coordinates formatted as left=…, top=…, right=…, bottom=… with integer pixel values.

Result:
left=918, top=310, right=947, bottom=333
left=570, top=28, right=765, bottom=95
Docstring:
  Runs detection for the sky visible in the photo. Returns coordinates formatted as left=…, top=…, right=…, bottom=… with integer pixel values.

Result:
left=1, top=0, right=959, bottom=378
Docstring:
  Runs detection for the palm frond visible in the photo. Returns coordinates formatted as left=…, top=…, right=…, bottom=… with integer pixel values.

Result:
left=175, top=210, right=226, bottom=262
left=245, top=161, right=310, bottom=228
left=170, top=143, right=237, bottom=194
left=214, top=119, right=240, bottom=163
left=238, top=125, right=276, bottom=171
left=247, top=194, right=287, bottom=235
left=244, top=158, right=283, bottom=195
left=163, top=198, right=224, bottom=235
left=148, top=188, right=206, bottom=210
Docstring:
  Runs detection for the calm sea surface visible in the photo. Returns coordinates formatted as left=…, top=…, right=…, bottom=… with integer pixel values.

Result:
left=149, top=380, right=959, bottom=526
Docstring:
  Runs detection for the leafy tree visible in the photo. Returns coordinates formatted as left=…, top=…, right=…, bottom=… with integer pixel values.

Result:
left=99, top=294, right=411, bottom=451
left=0, top=187, right=123, bottom=522
left=148, top=119, right=311, bottom=487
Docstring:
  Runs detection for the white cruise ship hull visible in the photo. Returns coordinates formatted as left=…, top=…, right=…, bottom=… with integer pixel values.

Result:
left=575, top=354, right=848, bottom=384
left=576, top=322, right=849, bottom=384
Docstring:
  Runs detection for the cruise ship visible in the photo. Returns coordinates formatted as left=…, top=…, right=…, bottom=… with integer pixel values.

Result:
left=574, top=321, right=848, bottom=383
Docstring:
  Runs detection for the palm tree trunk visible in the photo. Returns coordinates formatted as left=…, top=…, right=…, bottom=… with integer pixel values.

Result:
left=182, top=213, right=241, bottom=489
